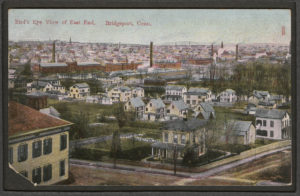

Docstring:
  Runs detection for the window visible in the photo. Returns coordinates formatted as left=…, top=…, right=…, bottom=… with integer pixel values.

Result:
left=43, top=138, right=52, bottom=155
left=32, top=141, right=42, bottom=158
left=18, top=144, right=28, bottom=162
left=32, top=167, right=41, bottom=184
left=270, top=121, right=274, bottom=127
left=256, top=130, right=268, bottom=136
left=256, top=120, right=262, bottom=126
left=263, top=120, right=266, bottom=127
left=43, top=164, right=52, bottom=182
left=60, top=160, right=65, bottom=176
left=187, top=100, right=190, bottom=104
left=270, top=131, right=274, bottom=138
left=150, top=103, right=152, bottom=107
left=146, top=107, right=148, bottom=112
left=167, top=109, right=170, bottom=114
left=192, top=100, right=196, bottom=105
left=60, top=134, right=67, bottom=151
left=8, top=147, right=13, bottom=164
left=20, top=171, right=28, bottom=178
left=164, top=133, right=169, bottom=142
left=181, top=135, right=186, bottom=144
left=173, top=134, right=178, bottom=144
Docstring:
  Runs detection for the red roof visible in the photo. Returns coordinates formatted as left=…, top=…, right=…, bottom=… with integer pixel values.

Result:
left=8, top=101, right=72, bottom=137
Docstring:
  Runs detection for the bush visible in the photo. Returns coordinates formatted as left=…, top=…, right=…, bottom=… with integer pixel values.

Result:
left=213, top=144, right=251, bottom=154
left=71, top=147, right=108, bottom=161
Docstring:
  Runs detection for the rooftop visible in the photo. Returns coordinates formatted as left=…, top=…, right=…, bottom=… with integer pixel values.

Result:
left=255, top=108, right=287, bottom=119
left=130, top=97, right=145, bottom=108
left=163, top=118, right=208, bottom=132
left=8, top=101, right=72, bottom=137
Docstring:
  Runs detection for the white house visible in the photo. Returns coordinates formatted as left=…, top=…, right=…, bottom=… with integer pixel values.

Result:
left=68, top=83, right=90, bottom=99
left=227, top=121, right=256, bottom=145
left=144, top=98, right=166, bottom=121
left=165, top=85, right=187, bottom=98
left=183, top=87, right=212, bottom=107
left=132, top=87, right=145, bottom=98
left=219, top=89, right=237, bottom=103
left=124, top=97, right=145, bottom=119
left=255, top=109, right=291, bottom=140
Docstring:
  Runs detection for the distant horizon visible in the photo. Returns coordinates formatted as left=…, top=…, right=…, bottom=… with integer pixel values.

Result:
left=9, top=9, right=291, bottom=45
left=9, top=39, right=290, bottom=46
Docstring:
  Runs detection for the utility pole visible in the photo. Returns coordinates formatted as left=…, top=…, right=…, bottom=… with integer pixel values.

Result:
left=173, top=145, right=177, bottom=175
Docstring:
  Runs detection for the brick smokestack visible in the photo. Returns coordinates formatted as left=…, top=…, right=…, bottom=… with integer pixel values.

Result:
left=221, top=41, right=223, bottom=48
left=52, top=41, right=56, bottom=63
left=150, top=41, right=153, bottom=67
left=236, top=44, right=239, bottom=60
left=211, top=44, right=214, bottom=58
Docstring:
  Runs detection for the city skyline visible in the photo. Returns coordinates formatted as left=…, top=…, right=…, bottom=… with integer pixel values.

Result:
left=9, top=9, right=291, bottom=44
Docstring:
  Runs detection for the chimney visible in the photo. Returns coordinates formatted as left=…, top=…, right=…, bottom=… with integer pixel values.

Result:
left=236, top=44, right=239, bottom=60
left=221, top=41, right=223, bottom=48
left=211, top=44, right=214, bottom=58
left=150, top=41, right=153, bottom=67
left=52, top=41, right=55, bottom=63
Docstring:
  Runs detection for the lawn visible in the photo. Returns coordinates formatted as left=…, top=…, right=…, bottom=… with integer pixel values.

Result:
left=73, top=138, right=152, bottom=161
left=48, top=98, right=113, bottom=122
left=214, top=106, right=255, bottom=123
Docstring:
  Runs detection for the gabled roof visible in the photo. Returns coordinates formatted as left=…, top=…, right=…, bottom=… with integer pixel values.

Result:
left=164, top=118, right=208, bottom=132
left=149, top=98, right=165, bottom=109
left=39, top=106, right=61, bottom=118
left=199, top=102, right=214, bottom=113
left=253, top=90, right=270, bottom=99
left=229, top=121, right=253, bottom=136
left=39, top=76, right=59, bottom=81
left=171, top=100, right=188, bottom=111
left=119, top=86, right=131, bottom=92
left=166, top=85, right=186, bottom=91
left=223, top=89, right=235, bottom=93
left=31, top=81, right=49, bottom=88
left=74, top=83, right=89, bottom=88
left=188, top=87, right=210, bottom=94
left=255, top=108, right=287, bottom=119
left=8, top=101, right=72, bottom=137
left=130, top=97, right=145, bottom=108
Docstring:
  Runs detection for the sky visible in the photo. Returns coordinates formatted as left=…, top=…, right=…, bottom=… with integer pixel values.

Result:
left=9, top=9, right=291, bottom=44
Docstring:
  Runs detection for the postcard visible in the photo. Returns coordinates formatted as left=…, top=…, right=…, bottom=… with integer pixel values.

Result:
left=7, top=9, right=292, bottom=188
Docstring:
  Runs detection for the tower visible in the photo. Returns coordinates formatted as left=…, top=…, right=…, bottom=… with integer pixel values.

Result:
left=51, top=41, right=55, bottom=63
left=236, top=44, right=239, bottom=61
left=221, top=41, right=223, bottom=48
left=150, top=41, right=153, bottom=67
left=69, top=37, right=72, bottom=44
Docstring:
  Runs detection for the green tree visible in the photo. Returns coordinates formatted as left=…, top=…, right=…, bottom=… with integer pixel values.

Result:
left=72, top=111, right=90, bottom=139
left=110, top=130, right=122, bottom=168
left=20, top=63, right=32, bottom=77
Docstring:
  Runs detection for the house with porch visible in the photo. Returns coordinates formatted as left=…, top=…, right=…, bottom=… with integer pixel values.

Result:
left=124, top=97, right=145, bottom=119
left=68, top=83, right=90, bottom=99
left=183, top=87, right=212, bottom=107
left=151, top=118, right=208, bottom=160
left=218, top=89, right=237, bottom=103
left=255, top=108, right=291, bottom=140
left=193, top=102, right=216, bottom=120
left=144, top=98, right=166, bottom=121
left=166, top=100, right=188, bottom=120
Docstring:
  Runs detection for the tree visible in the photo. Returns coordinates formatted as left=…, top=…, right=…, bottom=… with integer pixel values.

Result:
left=110, top=103, right=127, bottom=168
left=20, top=63, right=32, bottom=77
left=182, top=142, right=198, bottom=168
left=72, top=111, right=90, bottom=139
left=173, top=145, right=178, bottom=175
left=110, top=130, right=122, bottom=168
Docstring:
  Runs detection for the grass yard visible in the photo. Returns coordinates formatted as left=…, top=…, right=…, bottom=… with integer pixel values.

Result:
left=214, top=106, right=255, bottom=123
left=48, top=98, right=113, bottom=122
left=73, top=138, right=152, bottom=161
